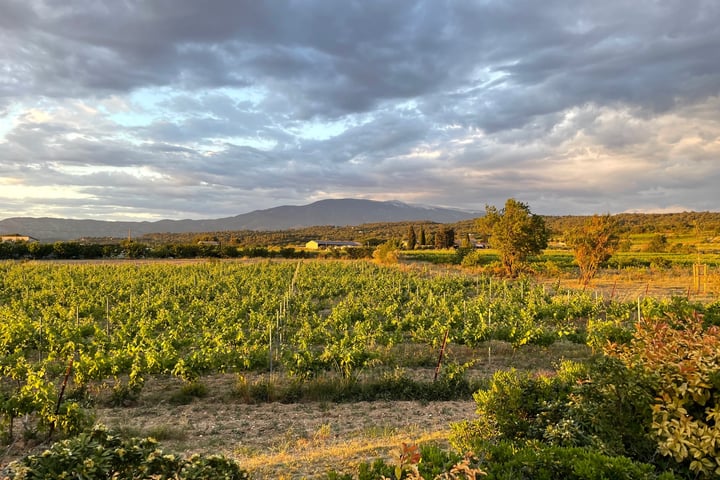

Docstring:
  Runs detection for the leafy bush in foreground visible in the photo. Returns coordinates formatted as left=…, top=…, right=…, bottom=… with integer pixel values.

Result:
left=450, top=357, right=658, bottom=462
left=3, top=424, right=247, bottom=480
left=609, top=313, right=720, bottom=478
left=452, top=312, right=720, bottom=478
left=478, top=442, right=678, bottom=480
left=324, top=443, right=484, bottom=479
left=325, top=442, right=675, bottom=480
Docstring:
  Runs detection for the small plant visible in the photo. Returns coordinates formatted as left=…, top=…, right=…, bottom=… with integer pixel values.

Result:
left=144, top=423, right=188, bottom=442
left=312, top=423, right=332, bottom=444
left=436, top=452, right=486, bottom=480
left=170, top=380, right=208, bottom=405
left=386, top=442, right=422, bottom=480
left=107, top=381, right=142, bottom=407
left=327, top=443, right=485, bottom=480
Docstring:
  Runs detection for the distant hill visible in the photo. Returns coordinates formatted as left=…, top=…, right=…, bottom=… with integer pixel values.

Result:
left=0, top=199, right=479, bottom=242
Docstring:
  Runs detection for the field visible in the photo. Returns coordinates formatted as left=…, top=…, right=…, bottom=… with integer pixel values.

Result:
left=1, top=256, right=719, bottom=478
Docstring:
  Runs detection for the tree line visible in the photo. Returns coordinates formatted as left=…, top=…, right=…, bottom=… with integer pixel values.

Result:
left=0, top=240, right=374, bottom=261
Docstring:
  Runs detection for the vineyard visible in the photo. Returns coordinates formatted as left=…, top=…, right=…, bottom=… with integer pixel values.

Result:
left=1, top=259, right=720, bottom=477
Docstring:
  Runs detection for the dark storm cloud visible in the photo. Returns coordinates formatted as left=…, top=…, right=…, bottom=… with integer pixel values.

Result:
left=5, top=1, right=720, bottom=111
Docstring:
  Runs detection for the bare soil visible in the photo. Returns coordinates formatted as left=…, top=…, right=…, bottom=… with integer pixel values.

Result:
left=98, top=396, right=476, bottom=479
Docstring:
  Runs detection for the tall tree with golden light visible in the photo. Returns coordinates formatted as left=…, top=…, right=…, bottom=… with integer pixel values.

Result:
left=566, top=214, right=619, bottom=286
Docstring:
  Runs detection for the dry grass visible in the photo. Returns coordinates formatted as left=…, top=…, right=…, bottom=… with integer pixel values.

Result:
left=541, top=266, right=720, bottom=303
left=96, top=395, right=476, bottom=479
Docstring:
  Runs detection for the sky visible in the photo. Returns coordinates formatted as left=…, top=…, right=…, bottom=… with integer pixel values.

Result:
left=1, top=0, right=719, bottom=221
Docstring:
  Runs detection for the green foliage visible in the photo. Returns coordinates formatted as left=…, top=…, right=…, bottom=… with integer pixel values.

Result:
left=558, top=356, right=656, bottom=461
left=544, top=211, right=720, bottom=238
left=460, top=250, right=492, bottom=267
left=477, top=199, right=548, bottom=277
left=373, top=239, right=401, bottom=264
left=454, top=246, right=474, bottom=264
left=3, top=259, right=719, bottom=469
left=434, top=227, right=455, bottom=249
left=328, top=441, right=674, bottom=480
left=450, top=367, right=576, bottom=451
left=106, top=381, right=142, bottom=408
left=609, top=314, right=720, bottom=477
left=451, top=357, right=657, bottom=462
left=453, top=310, right=720, bottom=477
left=477, top=442, right=677, bottom=480
left=407, top=225, right=417, bottom=250
left=169, top=380, right=208, bottom=405
left=232, top=370, right=478, bottom=404
left=402, top=249, right=459, bottom=264
left=4, top=424, right=248, bottom=479
left=704, top=300, right=720, bottom=326
left=645, top=234, right=669, bottom=253
left=324, top=443, right=475, bottom=480
left=0, top=358, right=93, bottom=442
left=586, top=317, right=634, bottom=353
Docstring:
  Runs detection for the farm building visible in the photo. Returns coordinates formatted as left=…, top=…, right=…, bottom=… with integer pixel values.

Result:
left=305, top=240, right=362, bottom=250
left=1, top=234, right=38, bottom=243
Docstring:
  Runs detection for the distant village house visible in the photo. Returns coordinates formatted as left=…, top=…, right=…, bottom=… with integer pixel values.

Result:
left=305, top=240, right=362, bottom=250
left=467, top=234, right=488, bottom=249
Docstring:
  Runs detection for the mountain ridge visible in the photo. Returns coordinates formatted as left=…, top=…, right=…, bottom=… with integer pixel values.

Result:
left=0, top=199, right=479, bottom=241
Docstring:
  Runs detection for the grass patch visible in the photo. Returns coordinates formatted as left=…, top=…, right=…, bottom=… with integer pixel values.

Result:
left=169, top=380, right=208, bottom=405
left=144, top=423, right=188, bottom=442
left=232, top=371, right=482, bottom=404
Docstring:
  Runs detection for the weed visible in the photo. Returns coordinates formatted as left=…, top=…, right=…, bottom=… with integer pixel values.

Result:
left=145, top=423, right=188, bottom=442
left=313, top=423, right=333, bottom=444
left=169, top=380, right=208, bottom=405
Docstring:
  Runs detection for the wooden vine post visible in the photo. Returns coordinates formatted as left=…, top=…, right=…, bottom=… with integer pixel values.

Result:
left=48, top=356, right=74, bottom=439
left=434, top=329, right=450, bottom=382
left=692, top=263, right=707, bottom=294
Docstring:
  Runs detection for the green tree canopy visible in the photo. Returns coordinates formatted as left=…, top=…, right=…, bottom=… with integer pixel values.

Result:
left=476, top=199, right=548, bottom=277
left=435, top=227, right=455, bottom=249
left=644, top=233, right=668, bottom=253
left=406, top=225, right=417, bottom=250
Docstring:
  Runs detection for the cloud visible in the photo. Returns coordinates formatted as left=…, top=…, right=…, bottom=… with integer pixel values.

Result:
left=1, top=0, right=719, bottom=220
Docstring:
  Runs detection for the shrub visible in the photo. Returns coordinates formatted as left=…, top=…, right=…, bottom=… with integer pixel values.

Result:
left=325, top=443, right=479, bottom=480
left=231, top=371, right=478, bottom=404
left=169, top=380, right=208, bottom=405
left=586, top=318, right=634, bottom=353
left=4, top=424, right=248, bottom=479
left=559, top=356, right=656, bottom=461
left=451, top=357, right=657, bottom=462
left=373, top=240, right=401, bottom=265
left=461, top=250, right=494, bottom=267
left=478, top=442, right=678, bottom=480
left=608, top=313, right=720, bottom=477
left=450, top=367, right=575, bottom=451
